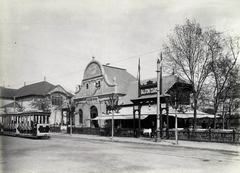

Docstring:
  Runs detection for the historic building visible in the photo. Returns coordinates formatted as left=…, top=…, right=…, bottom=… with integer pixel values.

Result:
left=73, top=57, right=137, bottom=128
left=0, top=87, right=19, bottom=114
left=0, top=80, right=73, bottom=124
left=73, top=58, right=194, bottom=132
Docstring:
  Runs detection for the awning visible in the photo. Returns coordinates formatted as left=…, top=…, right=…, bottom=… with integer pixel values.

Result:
left=92, top=106, right=148, bottom=120
left=168, top=107, right=217, bottom=119
left=92, top=105, right=217, bottom=120
left=92, top=114, right=148, bottom=120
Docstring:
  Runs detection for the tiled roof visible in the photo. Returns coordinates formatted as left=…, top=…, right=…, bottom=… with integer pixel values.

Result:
left=121, top=75, right=192, bottom=104
left=0, top=86, right=17, bottom=99
left=15, top=81, right=56, bottom=98
left=140, top=75, right=191, bottom=94
left=103, top=65, right=137, bottom=94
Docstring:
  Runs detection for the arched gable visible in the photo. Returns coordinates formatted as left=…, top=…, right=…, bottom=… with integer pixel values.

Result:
left=83, top=60, right=104, bottom=80
left=83, top=59, right=115, bottom=87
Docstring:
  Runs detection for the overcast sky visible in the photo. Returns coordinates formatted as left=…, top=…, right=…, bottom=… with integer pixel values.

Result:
left=1, top=0, right=240, bottom=92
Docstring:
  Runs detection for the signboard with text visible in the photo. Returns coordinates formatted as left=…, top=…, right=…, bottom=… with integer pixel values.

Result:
left=140, top=87, right=157, bottom=95
left=139, top=80, right=157, bottom=96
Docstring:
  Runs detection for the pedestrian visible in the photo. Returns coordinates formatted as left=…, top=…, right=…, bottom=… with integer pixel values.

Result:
left=201, top=120, right=206, bottom=129
left=151, top=121, right=155, bottom=138
left=162, top=121, right=167, bottom=138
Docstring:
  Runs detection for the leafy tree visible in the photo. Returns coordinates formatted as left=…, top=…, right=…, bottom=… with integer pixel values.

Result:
left=31, top=97, right=51, bottom=111
left=163, top=19, right=210, bottom=129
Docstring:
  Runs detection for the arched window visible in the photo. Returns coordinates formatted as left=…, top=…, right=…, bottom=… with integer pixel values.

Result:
left=79, top=109, right=83, bottom=124
left=90, top=106, right=99, bottom=128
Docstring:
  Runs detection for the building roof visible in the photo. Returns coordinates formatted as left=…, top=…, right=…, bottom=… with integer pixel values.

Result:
left=0, top=86, right=17, bottom=99
left=15, top=81, right=56, bottom=98
left=103, top=65, right=137, bottom=94
left=140, top=75, right=191, bottom=94
left=121, top=75, right=192, bottom=104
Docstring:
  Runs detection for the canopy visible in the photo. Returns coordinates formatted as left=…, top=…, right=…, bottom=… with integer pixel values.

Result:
left=92, top=106, right=149, bottom=120
left=92, top=114, right=148, bottom=120
left=92, top=105, right=217, bottom=120
left=168, top=107, right=217, bottom=119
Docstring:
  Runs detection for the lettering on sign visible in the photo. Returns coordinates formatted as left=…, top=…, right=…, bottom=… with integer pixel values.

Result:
left=140, top=87, right=157, bottom=95
left=86, top=97, right=98, bottom=103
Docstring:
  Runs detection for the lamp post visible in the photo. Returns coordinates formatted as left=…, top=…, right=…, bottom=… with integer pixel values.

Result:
left=111, top=96, right=114, bottom=139
left=174, top=96, right=178, bottom=145
left=156, top=54, right=162, bottom=142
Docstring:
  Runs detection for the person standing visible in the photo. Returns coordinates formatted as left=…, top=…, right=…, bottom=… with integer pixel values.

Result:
left=162, top=121, right=167, bottom=138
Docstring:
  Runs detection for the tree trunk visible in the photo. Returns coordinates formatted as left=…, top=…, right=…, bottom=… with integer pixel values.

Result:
left=193, top=95, right=198, bottom=129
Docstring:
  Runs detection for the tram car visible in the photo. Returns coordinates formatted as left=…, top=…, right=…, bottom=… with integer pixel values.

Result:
left=0, top=111, right=51, bottom=139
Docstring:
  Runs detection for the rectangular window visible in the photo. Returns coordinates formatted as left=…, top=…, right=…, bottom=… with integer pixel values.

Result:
left=52, top=96, right=63, bottom=106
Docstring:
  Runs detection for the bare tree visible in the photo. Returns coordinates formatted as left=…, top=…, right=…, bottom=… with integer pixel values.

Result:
left=163, top=19, right=210, bottom=129
left=204, top=28, right=239, bottom=129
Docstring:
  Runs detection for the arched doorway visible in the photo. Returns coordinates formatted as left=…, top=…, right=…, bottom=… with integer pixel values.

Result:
left=90, top=106, right=99, bottom=128
left=79, top=109, right=83, bottom=124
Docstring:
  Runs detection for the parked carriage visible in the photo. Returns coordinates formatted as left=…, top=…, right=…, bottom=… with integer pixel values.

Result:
left=0, top=111, right=50, bottom=139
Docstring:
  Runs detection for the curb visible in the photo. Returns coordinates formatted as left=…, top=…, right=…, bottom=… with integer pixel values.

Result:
left=51, top=133, right=240, bottom=154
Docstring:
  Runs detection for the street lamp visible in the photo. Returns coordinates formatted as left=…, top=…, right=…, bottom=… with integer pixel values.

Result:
left=156, top=53, right=162, bottom=142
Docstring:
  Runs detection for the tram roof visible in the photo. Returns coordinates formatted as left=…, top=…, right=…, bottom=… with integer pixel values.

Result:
left=0, top=111, right=51, bottom=117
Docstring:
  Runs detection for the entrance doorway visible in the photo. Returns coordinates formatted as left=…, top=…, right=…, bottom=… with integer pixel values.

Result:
left=90, top=106, right=99, bottom=128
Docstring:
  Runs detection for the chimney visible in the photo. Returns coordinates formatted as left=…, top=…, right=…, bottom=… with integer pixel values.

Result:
left=24, top=82, right=26, bottom=86
left=44, top=76, right=46, bottom=81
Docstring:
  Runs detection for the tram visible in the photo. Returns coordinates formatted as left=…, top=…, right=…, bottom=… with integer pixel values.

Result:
left=0, top=111, right=51, bottom=139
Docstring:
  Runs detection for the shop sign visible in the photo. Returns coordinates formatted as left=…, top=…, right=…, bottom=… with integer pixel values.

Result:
left=86, top=97, right=99, bottom=103
left=140, top=87, right=157, bottom=95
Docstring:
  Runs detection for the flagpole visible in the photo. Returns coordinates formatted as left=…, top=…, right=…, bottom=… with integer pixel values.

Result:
left=138, top=58, right=141, bottom=98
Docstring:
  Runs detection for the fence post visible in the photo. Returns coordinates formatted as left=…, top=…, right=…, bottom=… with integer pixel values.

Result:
left=187, top=128, right=190, bottom=140
left=233, top=129, right=235, bottom=143
left=209, top=128, right=211, bottom=141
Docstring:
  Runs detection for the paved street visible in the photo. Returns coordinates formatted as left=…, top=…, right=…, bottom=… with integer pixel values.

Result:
left=1, top=135, right=240, bottom=173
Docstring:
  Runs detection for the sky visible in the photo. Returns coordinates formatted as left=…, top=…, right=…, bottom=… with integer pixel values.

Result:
left=1, top=0, right=240, bottom=93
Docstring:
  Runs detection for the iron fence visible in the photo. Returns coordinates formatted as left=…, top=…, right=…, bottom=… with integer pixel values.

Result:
left=49, top=126, right=240, bottom=143
left=167, top=129, right=240, bottom=143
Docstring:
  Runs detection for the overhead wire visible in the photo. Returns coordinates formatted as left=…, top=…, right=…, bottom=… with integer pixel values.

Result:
left=3, top=26, right=239, bottom=88
left=1, top=41, right=90, bottom=61
left=4, top=45, right=162, bottom=87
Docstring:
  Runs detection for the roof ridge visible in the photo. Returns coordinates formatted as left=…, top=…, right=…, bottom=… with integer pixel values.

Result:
left=102, top=65, right=126, bottom=71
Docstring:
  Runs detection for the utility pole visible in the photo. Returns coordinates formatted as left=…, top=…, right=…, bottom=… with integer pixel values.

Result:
left=14, top=95, right=16, bottom=113
left=174, top=96, right=178, bottom=145
left=111, top=77, right=117, bottom=139
left=156, top=53, right=162, bottom=142
left=111, top=95, right=114, bottom=139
